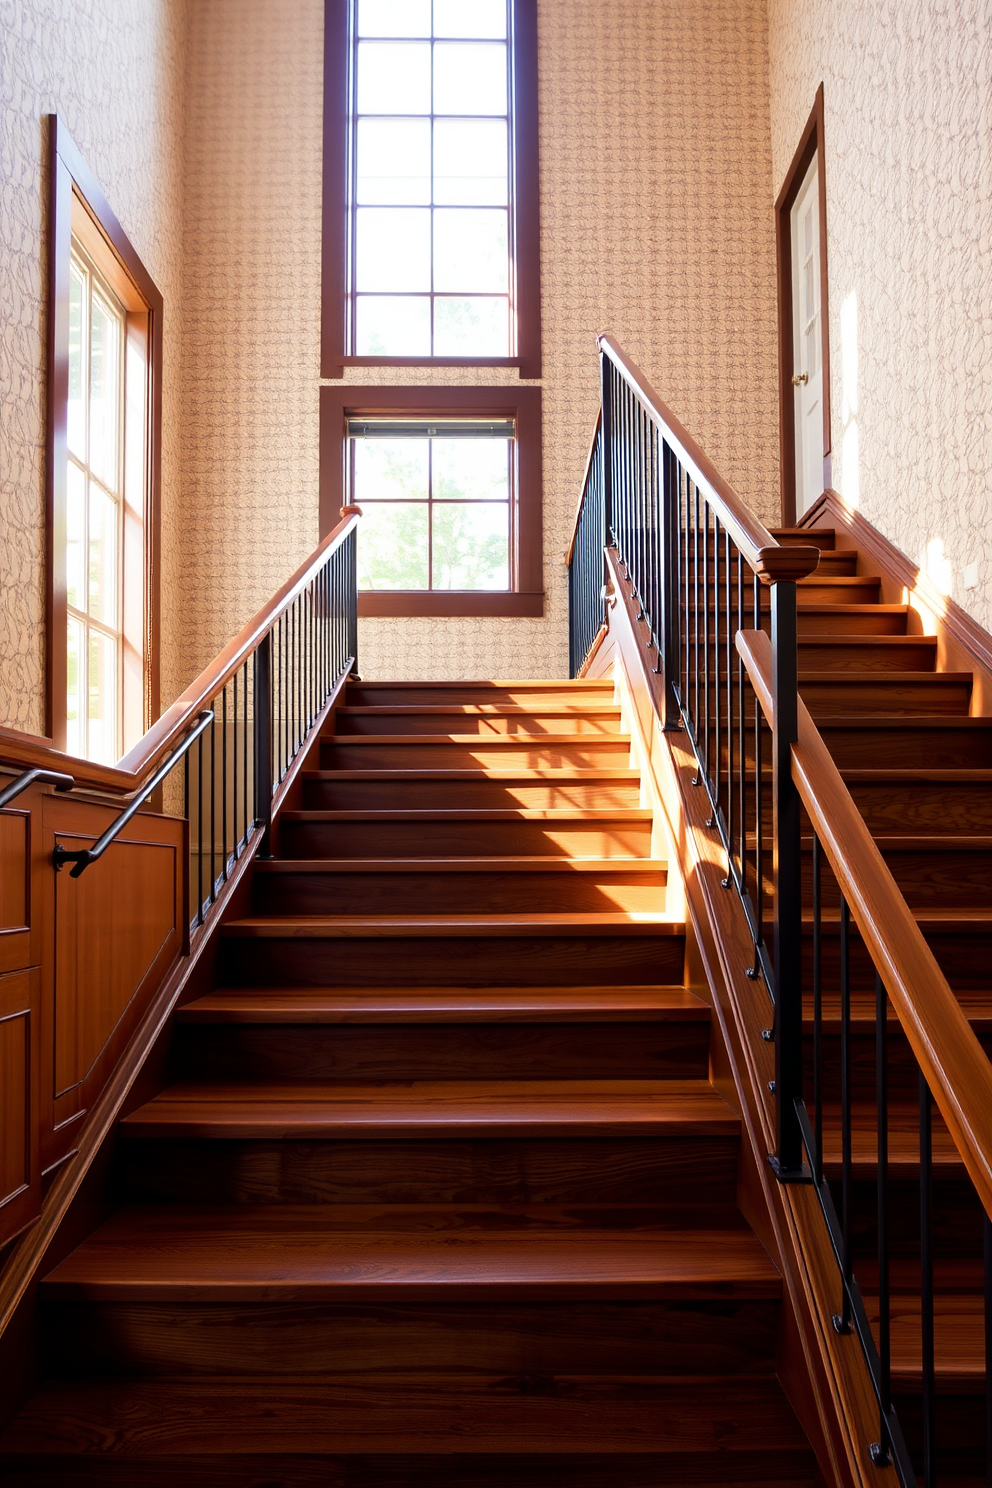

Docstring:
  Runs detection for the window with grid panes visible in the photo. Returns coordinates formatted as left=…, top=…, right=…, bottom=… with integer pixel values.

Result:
left=65, top=245, right=128, bottom=763
left=350, top=418, right=514, bottom=591
left=350, top=0, right=515, bottom=358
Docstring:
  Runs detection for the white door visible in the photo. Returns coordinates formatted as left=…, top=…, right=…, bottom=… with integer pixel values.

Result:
left=791, top=156, right=824, bottom=515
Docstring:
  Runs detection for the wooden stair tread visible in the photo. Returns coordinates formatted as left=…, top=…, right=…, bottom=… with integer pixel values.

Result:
left=0, top=1373, right=806, bottom=1456
left=819, top=1104, right=962, bottom=1170
left=335, top=705, right=624, bottom=717
left=178, top=985, right=707, bottom=1023
left=804, top=908, right=992, bottom=929
left=319, top=733, right=633, bottom=745
left=39, top=1206, right=778, bottom=1301
left=120, top=1078, right=738, bottom=1139
left=280, top=808, right=653, bottom=821
left=348, top=679, right=618, bottom=689
left=220, top=914, right=682, bottom=938
left=254, top=857, right=668, bottom=874
left=804, top=990, right=992, bottom=1029
left=303, top=768, right=643, bottom=780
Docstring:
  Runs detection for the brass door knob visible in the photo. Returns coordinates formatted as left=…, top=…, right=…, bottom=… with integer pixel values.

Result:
left=792, top=372, right=808, bottom=386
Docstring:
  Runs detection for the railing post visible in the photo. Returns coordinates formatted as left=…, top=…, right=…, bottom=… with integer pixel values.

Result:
left=253, top=630, right=273, bottom=858
left=600, top=350, right=613, bottom=551
left=659, top=442, right=681, bottom=731
left=769, top=578, right=806, bottom=1180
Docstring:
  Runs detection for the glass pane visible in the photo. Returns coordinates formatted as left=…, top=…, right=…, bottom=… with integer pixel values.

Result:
left=68, top=261, right=86, bottom=459
left=432, top=502, right=509, bottom=590
left=87, top=628, right=118, bottom=764
left=88, top=482, right=118, bottom=625
left=434, top=209, right=508, bottom=291
left=434, top=296, right=509, bottom=355
left=433, top=42, right=507, bottom=114
left=433, top=0, right=507, bottom=38
left=357, top=41, right=431, bottom=113
left=357, top=118, right=431, bottom=204
left=66, top=617, right=84, bottom=757
left=357, top=0, right=431, bottom=35
left=356, top=295, right=431, bottom=354
left=354, top=438, right=429, bottom=501
left=66, top=461, right=86, bottom=610
left=433, top=437, right=509, bottom=501
left=357, top=503, right=429, bottom=590
left=433, top=119, right=507, bottom=204
left=89, top=289, right=121, bottom=492
left=356, top=208, right=431, bottom=290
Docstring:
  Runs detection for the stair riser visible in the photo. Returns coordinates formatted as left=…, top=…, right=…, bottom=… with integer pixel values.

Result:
left=895, top=1393, right=985, bottom=1475
left=174, top=1022, right=709, bottom=1084
left=278, top=820, right=654, bottom=858
left=693, top=580, right=881, bottom=605
left=797, top=642, right=936, bottom=672
left=804, top=728, right=992, bottom=770
left=0, top=1455, right=819, bottom=1488
left=805, top=1034, right=992, bottom=1102
left=800, top=679, right=971, bottom=717
left=334, top=714, right=625, bottom=737
left=221, top=933, right=686, bottom=988
left=252, top=869, right=667, bottom=916
left=699, top=610, right=907, bottom=636
left=118, top=1136, right=739, bottom=1208
left=846, top=1177, right=982, bottom=1259
left=302, top=782, right=643, bottom=811
left=761, top=851, right=992, bottom=912
left=847, top=784, right=992, bottom=836
left=348, top=688, right=617, bottom=707
left=320, top=742, right=634, bottom=769
left=803, top=933, right=992, bottom=992
left=44, top=1298, right=779, bottom=1379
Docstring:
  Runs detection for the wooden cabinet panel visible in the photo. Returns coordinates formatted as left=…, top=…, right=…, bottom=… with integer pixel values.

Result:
left=42, top=797, right=185, bottom=1157
left=0, top=968, right=41, bottom=1245
left=0, top=807, right=33, bottom=974
left=53, top=834, right=180, bottom=1098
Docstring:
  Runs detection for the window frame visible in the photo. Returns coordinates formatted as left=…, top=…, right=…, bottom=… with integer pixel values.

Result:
left=320, top=384, right=543, bottom=616
left=47, top=115, right=163, bottom=757
left=321, top=0, right=541, bottom=379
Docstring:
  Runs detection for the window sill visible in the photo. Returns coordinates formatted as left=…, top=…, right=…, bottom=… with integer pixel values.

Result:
left=358, top=591, right=544, bottom=618
left=331, top=356, right=524, bottom=376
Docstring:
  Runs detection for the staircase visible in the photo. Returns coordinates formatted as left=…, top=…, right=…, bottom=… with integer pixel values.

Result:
left=0, top=679, right=816, bottom=1485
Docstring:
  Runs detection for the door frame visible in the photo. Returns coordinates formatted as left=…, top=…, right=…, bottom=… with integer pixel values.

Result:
left=775, top=85, right=831, bottom=526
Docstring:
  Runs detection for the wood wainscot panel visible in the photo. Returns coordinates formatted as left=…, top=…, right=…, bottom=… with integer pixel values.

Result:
left=42, top=795, right=185, bottom=1169
left=0, top=801, right=35, bottom=975
left=0, top=969, right=41, bottom=1246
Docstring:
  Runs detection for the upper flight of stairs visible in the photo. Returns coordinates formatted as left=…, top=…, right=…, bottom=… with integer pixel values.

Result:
left=0, top=679, right=815, bottom=1486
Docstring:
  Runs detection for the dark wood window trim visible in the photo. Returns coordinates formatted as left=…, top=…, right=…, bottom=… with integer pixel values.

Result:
left=47, top=114, right=163, bottom=752
left=321, top=0, right=541, bottom=380
left=775, top=84, right=831, bottom=526
left=320, top=384, right=543, bottom=617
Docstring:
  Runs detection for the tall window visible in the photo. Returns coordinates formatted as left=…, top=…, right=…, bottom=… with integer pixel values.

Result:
left=322, top=0, right=540, bottom=376
left=65, top=248, right=127, bottom=761
left=350, top=420, right=514, bottom=591
left=48, top=117, right=162, bottom=762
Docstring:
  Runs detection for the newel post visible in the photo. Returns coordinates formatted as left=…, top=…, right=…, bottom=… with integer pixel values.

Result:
left=769, top=578, right=806, bottom=1180
left=253, top=630, right=273, bottom=858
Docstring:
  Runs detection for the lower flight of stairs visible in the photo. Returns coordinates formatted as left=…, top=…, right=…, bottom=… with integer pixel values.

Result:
left=0, top=679, right=815, bottom=1487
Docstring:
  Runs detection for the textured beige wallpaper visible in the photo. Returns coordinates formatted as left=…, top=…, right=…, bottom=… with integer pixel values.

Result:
left=0, top=0, right=190, bottom=735
left=768, top=0, right=992, bottom=625
left=175, top=0, right=781, bottom=687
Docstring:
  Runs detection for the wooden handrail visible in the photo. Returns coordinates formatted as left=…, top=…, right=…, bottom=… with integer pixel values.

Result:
left=0, top=511, right=360, bottom=797
left=598, top=334, right=820, bottom=584
left=738, top=627, right=992, bottom=1219
left=565, top=409, right=602, bottom=567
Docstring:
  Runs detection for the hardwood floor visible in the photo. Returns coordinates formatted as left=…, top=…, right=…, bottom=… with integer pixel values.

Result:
left=0, top=677, right=815, bottom=1486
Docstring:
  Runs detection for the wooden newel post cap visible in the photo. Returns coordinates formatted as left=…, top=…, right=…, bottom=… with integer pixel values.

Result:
left=340, top=504, right=363, bottom=518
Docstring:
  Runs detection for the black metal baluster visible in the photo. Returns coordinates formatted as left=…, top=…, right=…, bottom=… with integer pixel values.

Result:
left=712, top=516, right=721, bottom=821
left=873, top=970, right=891, bottom=1466
left=737, top=551, right=745, bottom=884
left=920, top=1072, right=936, bottom=1488
left=209, top=709, right=217, bottom=902
left=221, top=684, right=229, bottom=881
left=702, top=500, right=710, bottom=785
left=725, top=528, right=733, bottom=881
left=255, top=633, right=273, bottom=856
left=232, top=669, right=239, bottom=857
left=243, top=659, right=250, bottom=850
left=196, top=729, right=204, bottom=925
left=693, top=483, right=700, bottom=768
left=751, top=574, right=763, bottom=974
left=184, top=741, right=191, bottom=923
left=833, top=893, right=853, bottom=1333
left=812, top=834, right=823, bottom=1186
left=985, top=1209, right=992, bottom=1488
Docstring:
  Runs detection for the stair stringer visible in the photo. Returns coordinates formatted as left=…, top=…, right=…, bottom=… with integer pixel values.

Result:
left=586, top=545, right=881, bottom=1488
